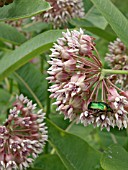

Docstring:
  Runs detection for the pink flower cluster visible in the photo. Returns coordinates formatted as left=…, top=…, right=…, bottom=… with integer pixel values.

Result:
left=80, top=87, right=128, bottom=131
left=43, top=0, right=85, bottom=28
left=47, top=29, right=101, bottom=120
left=105, top=38, right=128, bottom=90
left=0, top=94, right=48, bottom=170
left=108, top=88, right=128, bottom=128
left=47, top=29, right=128, bottom=131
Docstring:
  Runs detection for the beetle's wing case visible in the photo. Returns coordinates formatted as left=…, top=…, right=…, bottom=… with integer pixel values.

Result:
left=88, top=102, right=107, bottom=111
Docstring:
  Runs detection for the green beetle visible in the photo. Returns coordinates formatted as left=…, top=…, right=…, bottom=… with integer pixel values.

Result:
left=88, top=102, right=113, bottom=112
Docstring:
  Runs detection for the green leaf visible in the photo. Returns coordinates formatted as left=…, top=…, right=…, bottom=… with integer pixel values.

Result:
left=47, top=119, right=101, bottom=170
left=0, top=23, right=26, bottom=45
left=70, top=18, right=94, bottom=27
left=22, top=22, right=52, bottom=33
left=0, top=40, right=8, bottom=51
left=49, top=114, right=70, bottom=130
left=83, top=0, right=93, bottom=12
left=70, top=18, right=116, bottom=41
left=14, top=63, right=47, bottom=108
left=93, top=128, right=128, bottom=150
left=0, top=0, right=50, bottom=21
left=0, top=30, right=63, bottom=82
left=85, top=27, right=116, bottom=41
left=85, top=6, right=108, bottom=29
left=68, top=124, right=99, bottom=149
left=112, top=0, right=128, bottom=18
left=101, top=145, right=128, bottom=170
left=0, top=89, right=12, bottom=123
left=29, top=154, right=66, bottom=170
left=91, top=0, right=128, bottom=47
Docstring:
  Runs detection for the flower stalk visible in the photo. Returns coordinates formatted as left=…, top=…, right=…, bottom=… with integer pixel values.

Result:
left=102, top=69, right=128, bottom=75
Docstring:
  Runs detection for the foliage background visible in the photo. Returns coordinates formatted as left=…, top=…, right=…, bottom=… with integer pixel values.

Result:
left=0, top=0, right=128, bottom=169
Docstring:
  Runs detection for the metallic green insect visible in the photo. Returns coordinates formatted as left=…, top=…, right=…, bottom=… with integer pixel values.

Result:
left=88, top=102, right=113, bottom=112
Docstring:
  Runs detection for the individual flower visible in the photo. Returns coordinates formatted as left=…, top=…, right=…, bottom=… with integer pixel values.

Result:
left=47, top=29, right=128, bottom=131
left=0, top=94, right=48, bottom=170
left=105, top=38, right=128, bottom=90
left=42, top=0, right=85, bottom=28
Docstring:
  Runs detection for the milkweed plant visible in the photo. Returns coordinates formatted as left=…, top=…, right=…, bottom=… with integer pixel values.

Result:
left=0, top=0, right=128, bottom=169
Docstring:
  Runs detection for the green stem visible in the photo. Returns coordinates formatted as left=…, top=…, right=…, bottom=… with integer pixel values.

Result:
left=12, top=44, right=15, bottom=50
left=45, top=62, right=51, bottom=154
left=40, top=54, right=45, bottom=73
left=44, top=89, right=51, bottom=154
left=9, top=79, right=13, bottom=94
left=110, top=133, right=118, bottom=144
left=65, top=119, right=76, bottom=132
left=46, top=82, right=51, bottom=118
left=102, top=69, right=128, bottom=75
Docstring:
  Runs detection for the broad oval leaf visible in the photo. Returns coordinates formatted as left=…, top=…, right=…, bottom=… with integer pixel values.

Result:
left=91, top=0, right=128, bottom=47
left=47, top=119, right=101, bottom=170
left=0, top=0, right=50, bottom=21
left=101, top=145, right=128, bottom=170
left=0, top=30, right=63, bottom=81
left=0, top=23, right=26, bottom=45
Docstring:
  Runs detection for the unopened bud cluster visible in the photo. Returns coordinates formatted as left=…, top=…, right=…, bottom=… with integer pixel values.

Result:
left=105, top=38, right=128, bottom=90
left=0, top=94, right=48, bottom=170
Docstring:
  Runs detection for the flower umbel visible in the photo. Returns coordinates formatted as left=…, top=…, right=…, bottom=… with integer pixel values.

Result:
left=47, top=29, right=128, bottom=131
left=105, top=38, right=128, bottom=90
left=47, top=29, right=102, bottom=121
left=43, top=0, right=85, bottom=28
left=0, top=94, right=48, bottom=170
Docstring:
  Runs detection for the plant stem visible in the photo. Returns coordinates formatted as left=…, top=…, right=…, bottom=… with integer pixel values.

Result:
left=65, top=119, right=76, bottom=132
left=46, top=82, right=51, bottom=118
left=40, top=54, right=45, bottom=73
left=9, top=79, right=13, bottom=94
left=45, top=88, right=50, bottom=152
left=102, top=69, right=128, bottom=75
left=110, top=133, right=118, bottom=144
left=44, top=56, right=51, bottom=154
